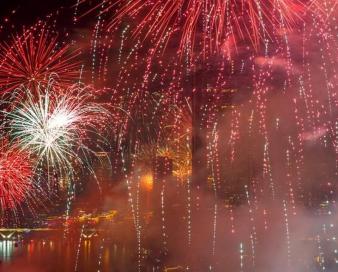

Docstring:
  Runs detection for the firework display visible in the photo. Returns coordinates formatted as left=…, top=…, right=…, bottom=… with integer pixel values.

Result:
left=3, top=81, right=110, bottom=179
left=0, top=27, right=81, bottom=95
left=0, top=0, right=336, bottom=271
left=0, top=142, right=34, bottom=210
left=83, top=0, right=307, bottom=56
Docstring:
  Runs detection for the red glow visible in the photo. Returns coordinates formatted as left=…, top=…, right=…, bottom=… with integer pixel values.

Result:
left=0, top=142, right=33, bottom=210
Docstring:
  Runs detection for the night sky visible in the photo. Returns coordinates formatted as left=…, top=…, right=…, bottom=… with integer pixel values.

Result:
left=0, top=0, right=77, bottom=35
left=0, top=1, right=336, bottom=271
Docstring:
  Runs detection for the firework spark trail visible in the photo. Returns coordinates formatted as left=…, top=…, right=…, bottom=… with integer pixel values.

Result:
left=74, top=0, right=337, bottom=269
left=83, top=0, right=307, bottom=57
left=74, top=224, right=85, bottom=272
left=244, top=185, right=257, bottom=268
left=0, top=27, right=81, bottom=95
left=310, top=0, right=338, bottom=18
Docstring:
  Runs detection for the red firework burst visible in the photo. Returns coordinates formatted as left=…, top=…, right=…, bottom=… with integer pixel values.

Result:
left=0, top=142, right=33, bottom=210
left=85, top=0, right=307, bottom=55
left=0, top=28, right=81, bottom=95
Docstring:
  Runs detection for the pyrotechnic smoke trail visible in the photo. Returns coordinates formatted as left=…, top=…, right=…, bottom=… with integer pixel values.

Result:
left=0, top=27, right=81, bottom=95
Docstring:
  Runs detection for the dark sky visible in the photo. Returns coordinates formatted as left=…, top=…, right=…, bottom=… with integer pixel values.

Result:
left=0, top=0, right=69, bottom=16
left=0, top=0, right=74, bottom=34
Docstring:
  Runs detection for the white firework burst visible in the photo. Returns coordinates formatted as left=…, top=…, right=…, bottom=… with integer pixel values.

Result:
left=4, top=81, right=110, bottom=179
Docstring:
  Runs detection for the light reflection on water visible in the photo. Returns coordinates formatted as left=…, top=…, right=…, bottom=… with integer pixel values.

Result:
left=0, top=241, right=15, bottom=263
left=0, top=164, right=174, bottom=272
left=0, top=235, right=153, bottom=272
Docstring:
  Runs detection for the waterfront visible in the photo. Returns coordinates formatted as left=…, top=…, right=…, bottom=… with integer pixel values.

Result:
left=0, top=1, right=337, bottom=271
left=0, top=234, right=140, bottom=271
